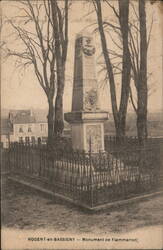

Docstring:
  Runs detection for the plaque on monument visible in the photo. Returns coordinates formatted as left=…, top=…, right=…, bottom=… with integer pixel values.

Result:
left=86, top=125, right=102, bottom=153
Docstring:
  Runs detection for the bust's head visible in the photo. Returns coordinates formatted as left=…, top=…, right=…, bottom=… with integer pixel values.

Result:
left=76, top=32, right=95, bottom=56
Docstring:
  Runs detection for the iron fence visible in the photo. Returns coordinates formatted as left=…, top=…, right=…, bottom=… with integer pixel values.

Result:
left=6, top=141, right=162, bottom=208
left=104, top=135, right=163, bottom=151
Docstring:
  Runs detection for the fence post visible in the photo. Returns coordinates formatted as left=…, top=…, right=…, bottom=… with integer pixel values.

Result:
left=39, top=144, right=42, bottom=177
left=89, top=154, right=94, bottom=208
left=8, top=142, right=11, bottom=172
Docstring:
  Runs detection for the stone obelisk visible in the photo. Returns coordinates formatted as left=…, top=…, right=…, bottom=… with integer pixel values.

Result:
left=65, top=32, right=109, bottom=153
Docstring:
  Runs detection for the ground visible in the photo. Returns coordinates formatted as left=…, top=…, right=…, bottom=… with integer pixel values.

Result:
left=2, top=177, right=163, bottom=234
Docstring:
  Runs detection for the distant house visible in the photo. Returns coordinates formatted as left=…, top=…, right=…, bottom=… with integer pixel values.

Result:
left=1, top=109, right=71, bottom=148
left=1, top=110, right=48, bottom=147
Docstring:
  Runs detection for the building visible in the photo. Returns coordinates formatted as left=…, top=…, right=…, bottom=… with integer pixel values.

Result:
left=1, top=110, right=48, bottom=147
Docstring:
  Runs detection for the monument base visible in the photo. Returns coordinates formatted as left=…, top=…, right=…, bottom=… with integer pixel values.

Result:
left=64, top=111, right=109, bottom=153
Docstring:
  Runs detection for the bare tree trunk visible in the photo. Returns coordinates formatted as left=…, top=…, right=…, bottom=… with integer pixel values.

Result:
left=95, top=0, right=131, bottom=140
left=115, top=117, right=126, bottom=140
left=95, top=0, right=119, bottom=129
left=50, top=0, right=68, bottom=138
left=137, top=0, right=148, bottom=144
left=47, top=97, right=54, bottom=146
left=54, top=64, right=65, bottom=136
left=118, top=0, right=131, bottom=140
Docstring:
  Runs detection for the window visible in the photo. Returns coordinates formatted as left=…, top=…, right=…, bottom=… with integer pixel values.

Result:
left=25, top=137, right=30, bottom=143
left=28, top=126, right=32, bottom=132
left=19, top=137, right=23, bottom=143
left=38, top=137, right=41, bottom=144
left=40, top=124, right=46, bottom=132
left=19, top=126, right=23, bottom=133
left=31, top=136, right=35, bottom=143
left=42, top=137, right=47, bottom=144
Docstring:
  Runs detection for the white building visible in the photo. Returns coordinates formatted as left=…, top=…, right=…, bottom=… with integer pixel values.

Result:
left=1, top=109, right=71, bottom=148
left=1, top=110, right=48, bottom=147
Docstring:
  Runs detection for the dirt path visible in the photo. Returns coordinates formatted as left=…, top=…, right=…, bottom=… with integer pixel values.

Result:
left=2, top=178, right=163, bottom=234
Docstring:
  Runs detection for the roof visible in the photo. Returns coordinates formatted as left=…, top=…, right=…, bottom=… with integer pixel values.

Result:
left=9, top=110, right=36, bottom=124
left=2, top=109, right=71, bottom=129
left=34, top=110, right=48, bottom=123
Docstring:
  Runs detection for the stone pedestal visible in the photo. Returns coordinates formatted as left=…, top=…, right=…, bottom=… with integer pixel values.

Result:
left=64, top=32, right=109, bottom=153
left=65, top=111, right=108, bottom=152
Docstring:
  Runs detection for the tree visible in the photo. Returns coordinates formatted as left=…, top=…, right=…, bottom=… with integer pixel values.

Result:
left=137, top=0, right=148, bottom=143
left=50, top=0, right=68, bottom=137
left=93, top=1, right=154, bottom=143
left=127, top=1, right=149, bottom=143
left=93, top=0, right=131, bottom=139
left=3, top=0, right=69, bottom=145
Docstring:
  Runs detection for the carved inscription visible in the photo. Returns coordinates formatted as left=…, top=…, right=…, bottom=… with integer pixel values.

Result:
left=86, top=124, right=102, bottom=153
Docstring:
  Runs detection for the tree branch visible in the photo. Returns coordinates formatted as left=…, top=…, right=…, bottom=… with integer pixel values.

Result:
left=105, top=0, right=119, bottom=18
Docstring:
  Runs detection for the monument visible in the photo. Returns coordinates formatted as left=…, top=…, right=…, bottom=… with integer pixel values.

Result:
left=64, top=32, right=109, bottom=153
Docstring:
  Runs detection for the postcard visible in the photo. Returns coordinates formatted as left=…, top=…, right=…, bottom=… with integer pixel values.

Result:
left=1, top=0, right=163, bottom=249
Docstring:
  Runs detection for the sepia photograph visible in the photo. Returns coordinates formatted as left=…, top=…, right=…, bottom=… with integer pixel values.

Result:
left=1, top=0, right=163, bottom=249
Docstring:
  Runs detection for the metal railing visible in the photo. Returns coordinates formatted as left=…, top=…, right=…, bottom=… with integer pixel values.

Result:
left=6, top=141, right=162, bottom=208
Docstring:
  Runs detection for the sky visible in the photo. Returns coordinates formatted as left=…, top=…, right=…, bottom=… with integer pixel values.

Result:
left=1, top=0, right=163, bottom=113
